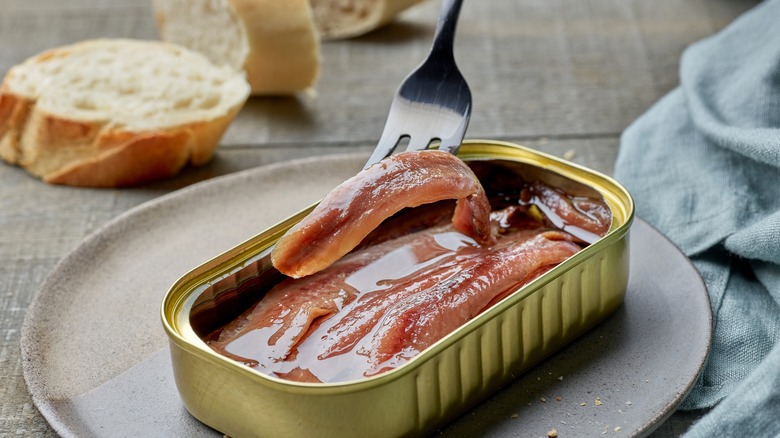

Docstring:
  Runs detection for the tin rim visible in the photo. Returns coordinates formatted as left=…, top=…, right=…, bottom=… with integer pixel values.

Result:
left=161, top=139, right=634, bottom=392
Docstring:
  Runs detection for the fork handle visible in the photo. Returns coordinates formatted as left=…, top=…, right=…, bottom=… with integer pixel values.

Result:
left=430, top=0, right=465, bottom=58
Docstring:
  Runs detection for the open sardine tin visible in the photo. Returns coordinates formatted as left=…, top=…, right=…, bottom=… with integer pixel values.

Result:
left=162, top=140, right=634, bottom=438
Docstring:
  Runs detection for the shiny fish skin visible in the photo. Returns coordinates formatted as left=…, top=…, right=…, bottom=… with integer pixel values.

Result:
left=528, top=182, right=612, bottom=243
left=364, top=231, right=580, bottom=376
left=208, top=226, right=455, bottom=369
left=208, top=157, right=614, bottom=382
left=271, top=151, right=493, bottom=278
left=279, top=230, right=580, bottom=382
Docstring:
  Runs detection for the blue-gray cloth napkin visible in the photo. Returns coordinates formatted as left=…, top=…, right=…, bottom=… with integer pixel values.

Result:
left=614, top=0, right=780, bottom=436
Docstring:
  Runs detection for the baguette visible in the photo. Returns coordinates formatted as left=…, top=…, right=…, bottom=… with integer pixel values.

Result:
left=153, top=0, right=321, bottom=95
left=310, top=0, right=427, bottom=40
left=0, top=39, right=250, bottom=187
left=152, top=0, right=426, bottom=95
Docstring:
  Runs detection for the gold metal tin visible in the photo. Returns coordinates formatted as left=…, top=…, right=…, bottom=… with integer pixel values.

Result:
left=162, top=140, right=634, bottom=438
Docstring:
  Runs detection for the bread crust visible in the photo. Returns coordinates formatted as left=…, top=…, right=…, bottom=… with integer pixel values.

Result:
left=0, top=40, right=249, bottom=188
left=314, top=0, right=427, bottom=40
left=231, top=0, right=321, bottom=95
left=45, top=131, right=191, bottom=187
left=37, top=107, right=240, bottom=187
left=0, top=93, right=32, bottom=164
left=154, top=0, right=320, bottom=95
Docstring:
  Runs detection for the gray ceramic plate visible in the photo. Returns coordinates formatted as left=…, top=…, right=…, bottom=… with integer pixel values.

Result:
left=21, top=154, right=711, bottom=438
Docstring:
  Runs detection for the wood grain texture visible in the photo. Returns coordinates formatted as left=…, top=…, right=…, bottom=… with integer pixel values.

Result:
left=0, top=0, right=759, bottom=436
left=223, top=0, right=759, bottom=146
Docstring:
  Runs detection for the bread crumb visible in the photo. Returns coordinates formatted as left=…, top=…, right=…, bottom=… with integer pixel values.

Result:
left=626, top=401, right=632, bottom=405
left=614, top=426, right=622, bottom=432
left=580, top=402, right=586, bottom=406
left=563, top=149, right=576, bottom=160
left=510, top=413, right=519, bottom=419
left=547, top=429, right=558, bottom=438
left=540, top=397, right=547, bottom=403
left=594, top=397, right=602, bottom=406
left=555, top=396, right=562, bottom=402
left=303, top=87, right=318, bottom=99
left=558, top=376, right=564, bottom=381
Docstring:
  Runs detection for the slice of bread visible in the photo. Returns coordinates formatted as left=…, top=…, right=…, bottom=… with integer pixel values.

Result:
left=153, top=0, right=321, bottom=95
left=310, top=0, right=427, bottom=40
left=152, top=0, right=426, bottom=95
left=0, top=39, right=250, bottom=187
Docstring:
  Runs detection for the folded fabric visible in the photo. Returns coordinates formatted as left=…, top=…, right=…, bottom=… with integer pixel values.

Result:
left=614, top=0, right=780, bottom=435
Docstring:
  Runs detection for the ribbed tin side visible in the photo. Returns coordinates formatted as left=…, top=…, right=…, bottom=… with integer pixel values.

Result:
left=410, top=241, right=628, bottom=433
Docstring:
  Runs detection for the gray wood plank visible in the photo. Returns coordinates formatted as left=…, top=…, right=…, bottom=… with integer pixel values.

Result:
left=1, top=0, right=759, bottom=146
left=0, top=5, right=157, bottom=72
left=217, top=0, right=758, bottom=144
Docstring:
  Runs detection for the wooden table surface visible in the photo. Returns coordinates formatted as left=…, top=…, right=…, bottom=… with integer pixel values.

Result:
left=0, top=0, right=758, bottom=436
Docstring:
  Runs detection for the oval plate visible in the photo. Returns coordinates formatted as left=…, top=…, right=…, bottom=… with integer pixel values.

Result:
left=21, top=154, right=710, bottom=438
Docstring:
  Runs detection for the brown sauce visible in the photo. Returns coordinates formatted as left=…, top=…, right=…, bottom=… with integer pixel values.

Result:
left=192, top=159, right=612, bottom=383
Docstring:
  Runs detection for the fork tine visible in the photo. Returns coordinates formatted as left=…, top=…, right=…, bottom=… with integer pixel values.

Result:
left=363, top=125, right=402, bottom=170
left=364, top=0, right=469, bottom=169
left=404, top=135, right=434, bottom=153
left=436, top=111, right=470, bottom=154
left=363, top=136, right=399, bottom=170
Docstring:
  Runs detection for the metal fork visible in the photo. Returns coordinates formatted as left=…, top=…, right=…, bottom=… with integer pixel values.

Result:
left=363, top=0, right=471, bottom=169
